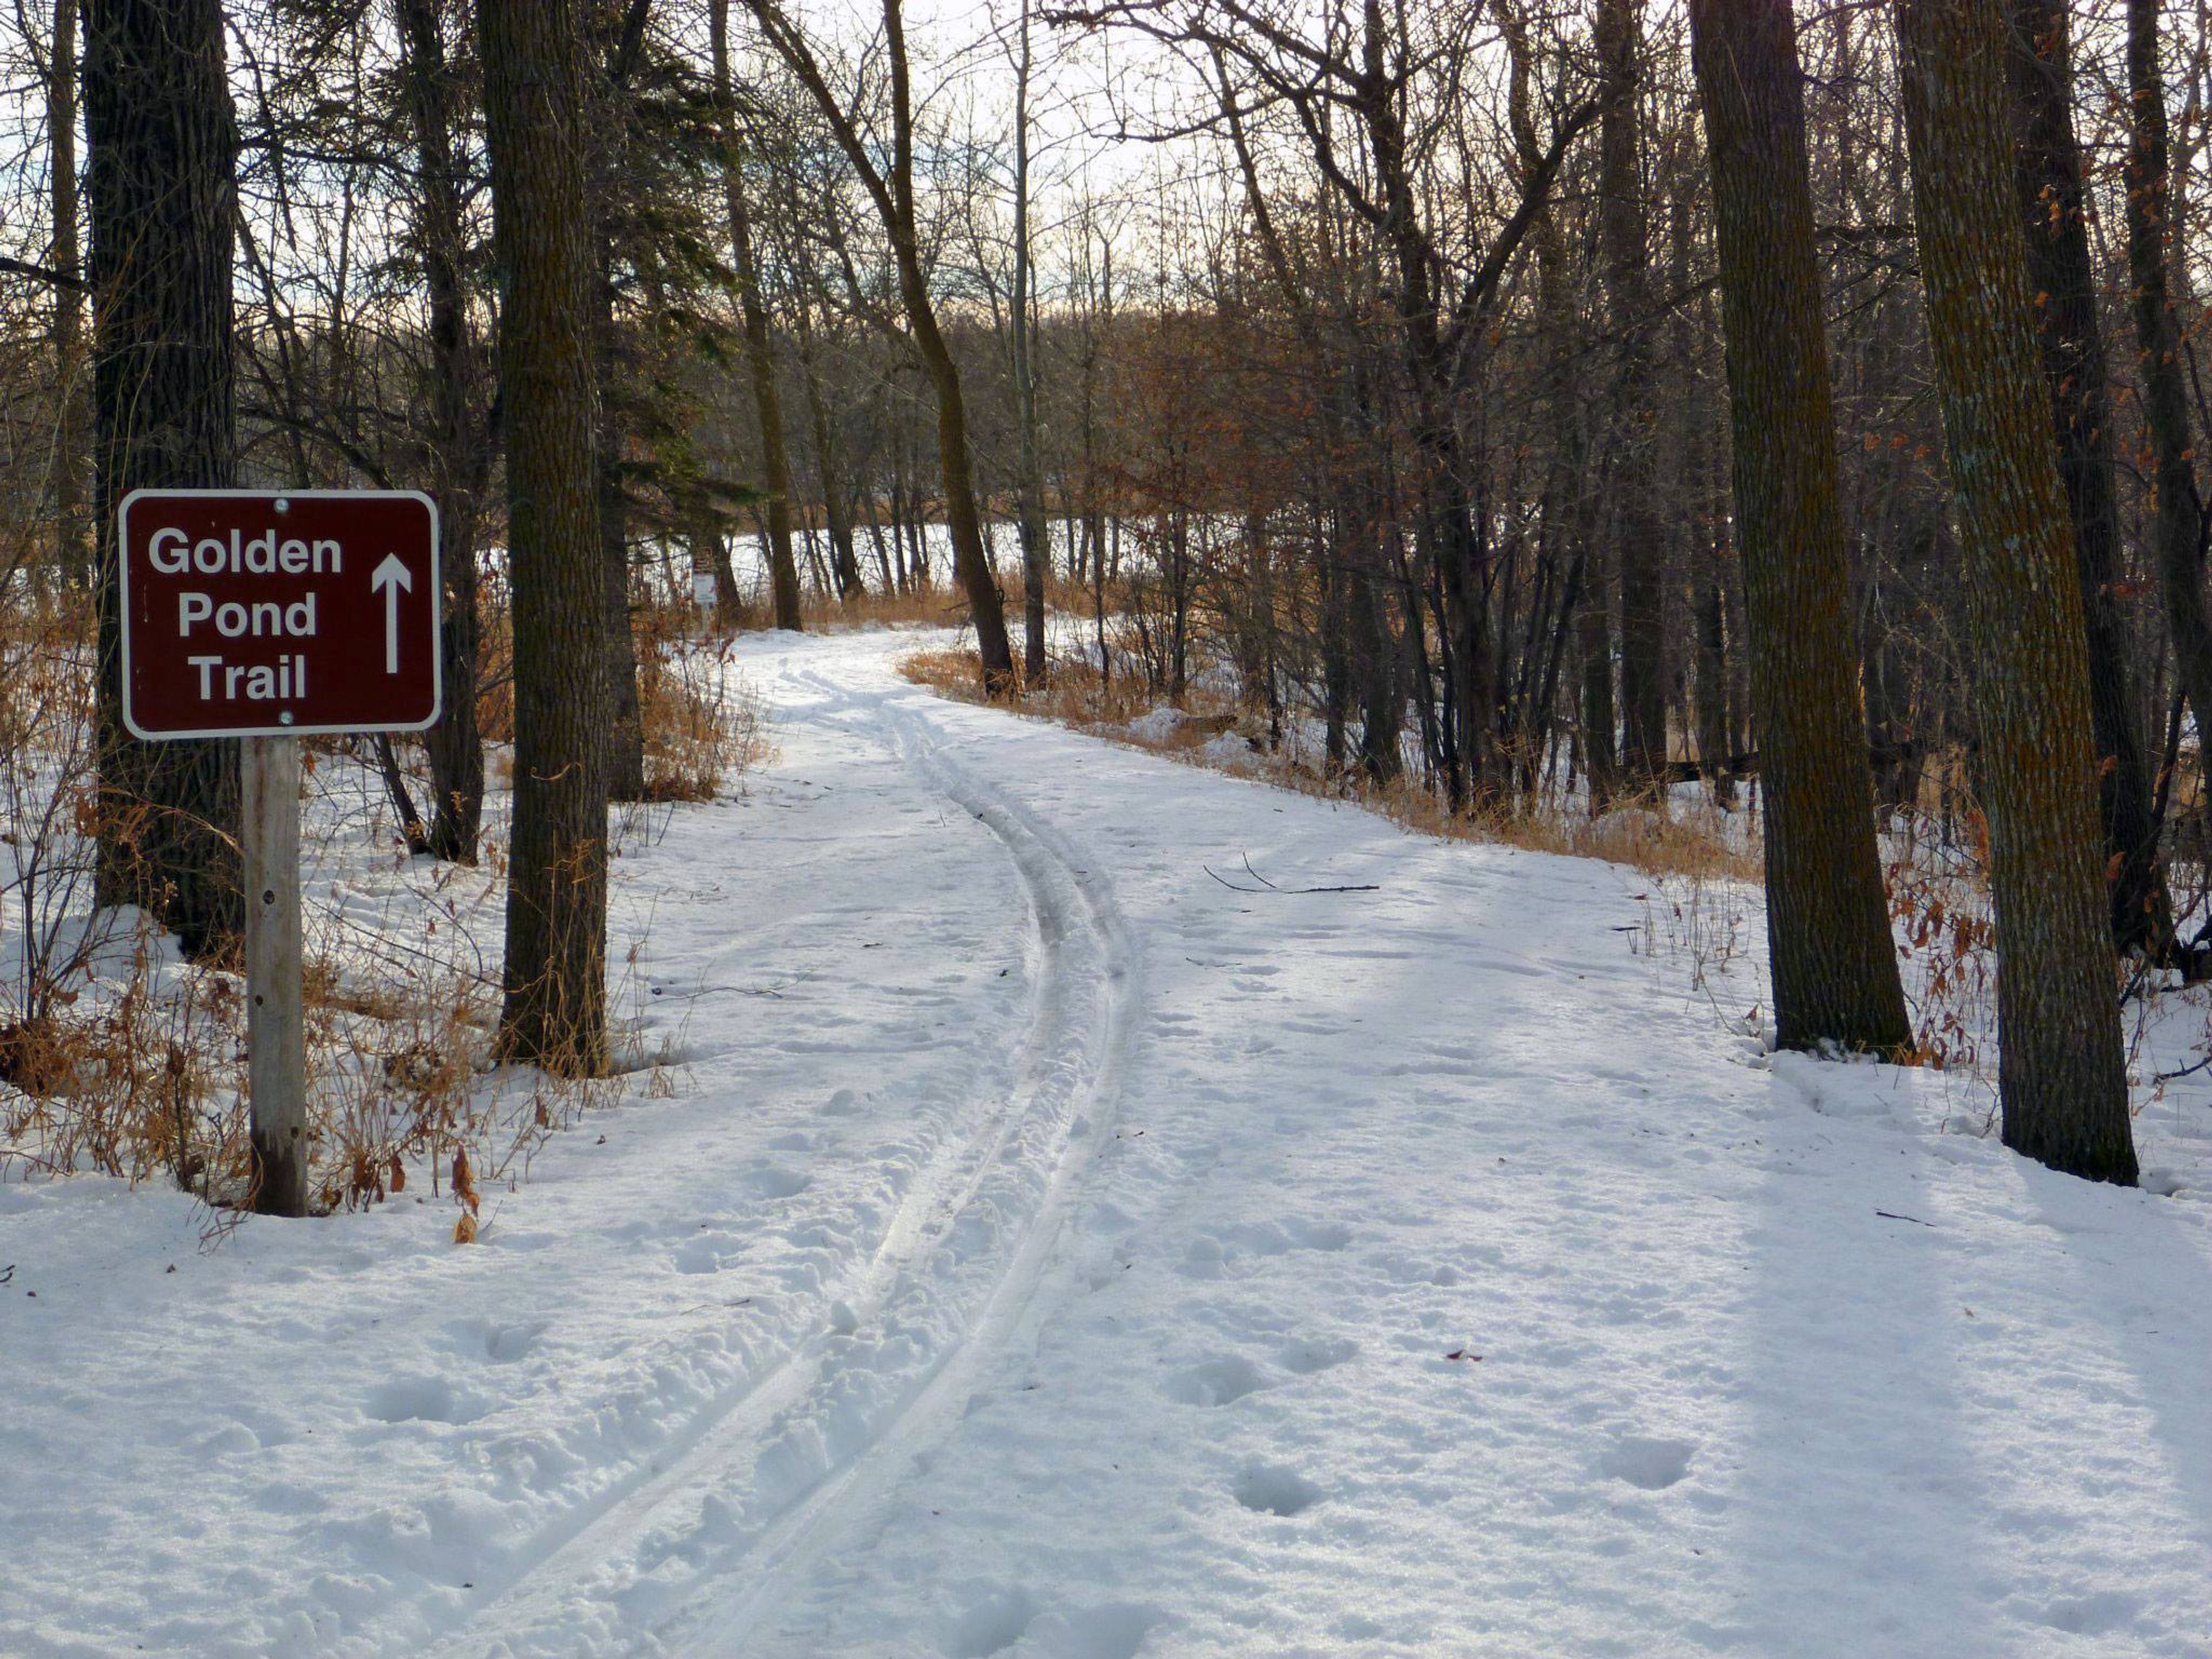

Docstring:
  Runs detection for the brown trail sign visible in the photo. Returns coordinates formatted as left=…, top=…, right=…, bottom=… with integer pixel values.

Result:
left=120, top=490, right=441, bottom=738
left=118, top=491, right=443, bottom=1218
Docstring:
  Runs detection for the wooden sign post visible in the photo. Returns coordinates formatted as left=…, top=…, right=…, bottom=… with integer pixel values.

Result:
left=119, top=490, right=441, bottom=1217
left=241, top=734, right=306, bottom=1213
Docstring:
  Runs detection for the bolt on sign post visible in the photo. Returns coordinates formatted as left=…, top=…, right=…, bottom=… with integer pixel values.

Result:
left=120, top=491, right=441, bottom=1217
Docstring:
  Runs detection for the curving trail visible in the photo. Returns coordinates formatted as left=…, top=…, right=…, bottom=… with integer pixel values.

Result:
left=8, top=627, right=2212, bottom=1659
left=426, top=652, right=1142, bottom=1659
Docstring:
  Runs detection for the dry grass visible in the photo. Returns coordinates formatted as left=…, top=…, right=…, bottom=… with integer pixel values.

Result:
left=0, top=576, right=764, bottom=1231
left=475, top=590, right=516, bottom=748
left=798, top=568, right=1134, bottom=637
left=0, top=928, right=232, bottom=1192
left=800, top=583, right=972, bottom=631
left=636, top=601, right=774, bottom=801
left=904, top=641, right=1763, bottom=1035
left=902, top=645, right=1762, bottom=887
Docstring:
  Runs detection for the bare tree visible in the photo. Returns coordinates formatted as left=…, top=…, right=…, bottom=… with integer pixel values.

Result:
left=1597, top=0, right=1665, bottom=794
left=48, top=0, right=88, bottom=585
left=710, top=0, right=803, bottom=630
left=2007, top=0, right=2169, bottom=956
left=1688, top=0, right=1911, bottom=1055
left=1010, top=0, right=1050, bottom=682
left=740, top=0, right=1018, bottom=691
left=395, top=0, right=489, bottom=863
left=1895, top=0, right=2135, bottom=1183
left=2124, top=0, right=2212, bottom=782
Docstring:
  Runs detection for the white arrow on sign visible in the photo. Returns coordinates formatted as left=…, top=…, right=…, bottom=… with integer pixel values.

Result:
left=370, top=553, right=412, bottom=675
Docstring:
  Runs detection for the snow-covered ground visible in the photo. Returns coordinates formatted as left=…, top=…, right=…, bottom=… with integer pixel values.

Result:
left=8, top=627, right=2212, bottom=1658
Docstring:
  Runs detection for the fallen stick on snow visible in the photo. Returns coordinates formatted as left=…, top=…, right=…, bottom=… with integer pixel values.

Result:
left=1204, top=853, right=1381, bottom=896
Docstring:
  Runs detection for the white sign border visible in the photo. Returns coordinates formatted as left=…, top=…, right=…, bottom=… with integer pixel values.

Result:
left=118, top=488, right=444, bottom=743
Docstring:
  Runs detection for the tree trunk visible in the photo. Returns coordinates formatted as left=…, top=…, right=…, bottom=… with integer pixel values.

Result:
left=794, top=317, right=863, bottom=600
left=1672, top=198, right=1733, bottom=810
left=1599, top=0, right=1668, bottom=793
left=588, top=0, right=649, bottom=804
left=597, top=386, right=647, bottom=802
left=702, top=498, right=744, bottom=630
left=2125, top=0, right=2212, bottom=788
left=881, top=0, right=1013, bottom=689
left=1354, top=559, right=1402, bottom=787
left=2008, top=0, right=2170, bottom=955
left=396, top=0, right=486, bottom=865
left=1578, top=543, right=1617, bottom=806
left=482, top=0, right=611, bottom=1073
left=710, top=0, right=802, bottom=631
left=1506, top=11, right=1587, bottom=804
left=908, top=367, right=1006, bottom=688
left=1694, top=547, right=1732, bottom=807
left=1011, top=0, right=1050, bottom=683
left=1895, top=0, right=2135, bottom=1183
left=83, top=0, right=241, bottom=961
left=681, top=484, right=732, bottom=624
left=50, top=0, right=89, bottom=587
left=1688, top=0, right=1912, bottom=1054
left=1352, top=48, right=1482, bottom=808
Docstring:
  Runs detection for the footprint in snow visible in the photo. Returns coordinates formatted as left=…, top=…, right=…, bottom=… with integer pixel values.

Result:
left=1162, top=1354, right=1266, bottom=1406
left=362, top=1374, right=490, bottom=1426
left=1597, top=1434, right=1696, bottom=1491
left=1180, top=1218, right=1352, bottom=1278
left=2041, top=1591, right=2137, bottom=1636
left=1275, top=1335, right=1358, bottom=1375
left=441, top=1316, right=544, bottom=1363
left=944, top=1585, right=1039, bottom=1657
left=1233, top=1461, right=1325, bottom=1517
left=737, top=1164, right=810, bottom=1200
left=1018, top=1604, right=1162, bottom=1659
left=673, top=1234, right=738, bottom=1275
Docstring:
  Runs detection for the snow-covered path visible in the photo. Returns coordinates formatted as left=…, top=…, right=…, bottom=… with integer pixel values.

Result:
left=9, top=627, right=2212, bottom=1658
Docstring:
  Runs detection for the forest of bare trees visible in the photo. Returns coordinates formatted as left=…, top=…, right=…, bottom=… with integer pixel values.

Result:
left=10, top=0, right=2212, bottom=1192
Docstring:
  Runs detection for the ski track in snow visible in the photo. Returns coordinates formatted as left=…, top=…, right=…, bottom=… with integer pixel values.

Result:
left=423, top=658, right=1142, bottom=1658
left=9, top=626, right=2212, bottom=1658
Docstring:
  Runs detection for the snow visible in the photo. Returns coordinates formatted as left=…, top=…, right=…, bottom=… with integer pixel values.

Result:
left=1120, top=704, right=1184, bottom=744
left=7, top=626, right=2212, bottom=1657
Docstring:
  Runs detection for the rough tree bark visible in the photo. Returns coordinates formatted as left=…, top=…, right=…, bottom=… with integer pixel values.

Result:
left=83, top=0, right=241, bottom=960
left=1895, top=0, right=2135, bottom=1183
left=709, top=0, right=802, bottom=631
left=2007, top=0, right=2170, bottom=956
left=1688, top=0, right=1912, bottom=1055
left=396, top=0, right=486, bottom=863
left=481, top=0, right=611, bottom=1072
